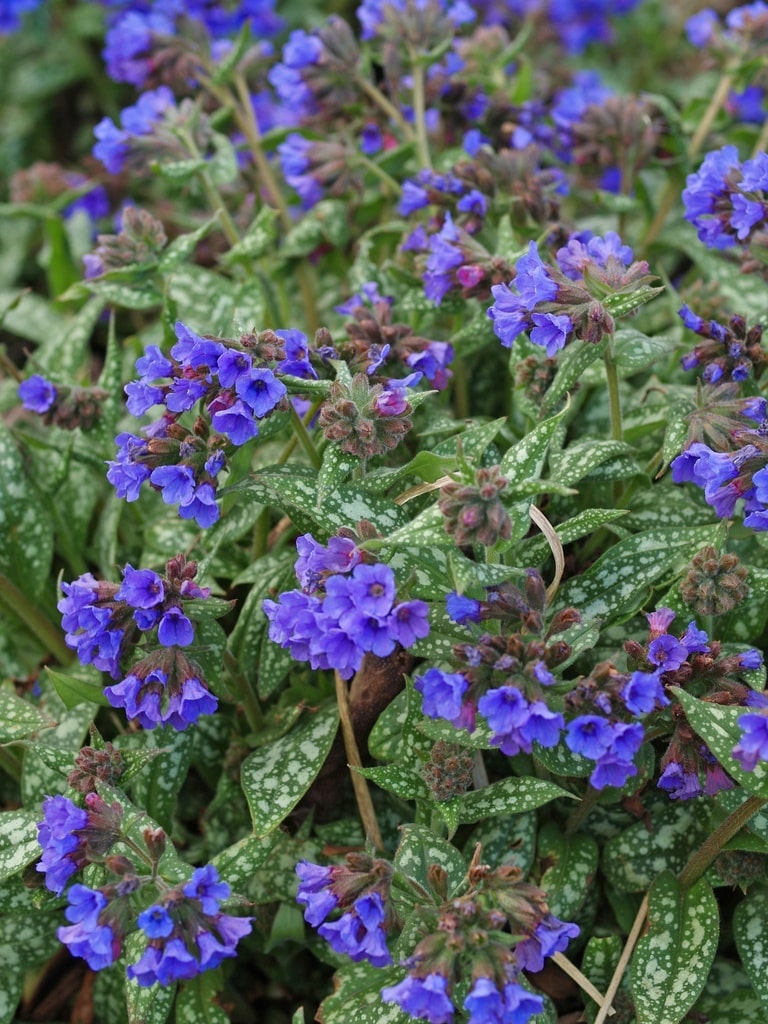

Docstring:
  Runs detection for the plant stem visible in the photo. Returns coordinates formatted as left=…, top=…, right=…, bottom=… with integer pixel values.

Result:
left=593, top=893, right=648, bottom=1024
left=335, top=670, right=384, bottom=851
left=678, top=793, right=766, bottom=889
left=409, top=48, right=432, bottom=171
left=223, top=648, right=263, bottom=734
left=688, top=70, right=735, bottom=160
left=604, top=335, right=623, bottom=445
left=353, top=72, right=415, bottom=141
left=0, top=572, right=72, bottom=665
left=289, top=401, right=322, bottom=469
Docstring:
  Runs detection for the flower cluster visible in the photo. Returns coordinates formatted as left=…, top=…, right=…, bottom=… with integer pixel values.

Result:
left=317, top=371, right=415, bottom=460
left=82, top=205, right=168, bottom=279
left=679, top=304, right=765, bottom=383
left=488, top=232, right=659, bottom=353
left=264, top=532, right=430, bottom=679
left=93, top=86, right=178, bottom=174
left=685, top=3, right=768, bottom=54
left=59, top=554, right=219, bottom=729
left=107, top=320, right=289, bottom=527
left=671, top=397, right=768, bottom=530
left=18, top=375, right=109, bottom=430
left=415, top=573, right=578, bottom=755
left=438, top=464, right=512, bottom=547
left=682, top=145, right=768, bottom=253
left=297, top=845, right=579, bottom=1024
left=37, top=796, right=251, bottom=981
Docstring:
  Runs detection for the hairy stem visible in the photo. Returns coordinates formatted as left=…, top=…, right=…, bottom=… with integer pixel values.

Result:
left=335, top=670, right=384, bottom=851
left=678, top=793, right=767, bottom=889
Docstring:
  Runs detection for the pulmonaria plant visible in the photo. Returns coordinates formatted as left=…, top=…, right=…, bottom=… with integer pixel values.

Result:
left=487, top=231, right=660, bottom=354
left=59, top=554, right=220, bottom=729
left=297, top=844, right=578, bottom=1024
left=36, top=794, right=251, bottom=981
left=18, top=375, right=108, bottom=430
left=678, top=303, right=765, bottom=383
left=264, top=532, right=429, bottom=679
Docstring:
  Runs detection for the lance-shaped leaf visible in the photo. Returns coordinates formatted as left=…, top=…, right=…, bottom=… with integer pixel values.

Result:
left=733, top=887, right=768, bottom=1012
left=537, top=822, right=598, bottom=920
left=631, top=871, right=718, bottom=1024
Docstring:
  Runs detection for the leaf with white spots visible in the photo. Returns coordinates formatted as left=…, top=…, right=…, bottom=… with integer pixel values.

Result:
left=554, top=526, right=721, bottom=622
left=673, top=688, right=768, bottom=799
left=316, top=961, right=411, bottom=1024
left=581, top=936, right=623, bottom=1023
left=21, top=701, right=93, bottom=806
left=0, top=688, right=55, bottom=742
left=431, top=417, right=507, bottom=462
left=0, top=911, right=60, bottom=973
left=442, top=777, right=571, bottom=830
left=0, top=974, right=23, bottom=1024
left=211, top=832, right=281, bottom=892
left=537, top=822, right=598, bottom=920
left=612, top=328, right=671, bottom=375
left=631, top=872, right=718, bottom=1024
left=0, top=810, right=43, bottom=882
left=603, top=800, right=711, bottom=894
left=317, top=444, right=358, bottom=505
left=719, top=567, right=768, bottom=643
left=394, top=824, right=467, bottom=896
left=241, top=701, right=339, bottom=836
left=129, top=726, right=194, bottom=832
left=501, top=406, right=567, bottom=490
left=463, top=811, right=538, bottom=875
left=515, top=507, right=628, bottom=568
left=734, top=887, right=768, bottom=1012
left=175, top=972, right=229, bottom=1024
left=542, top=338, right=608, bottom=413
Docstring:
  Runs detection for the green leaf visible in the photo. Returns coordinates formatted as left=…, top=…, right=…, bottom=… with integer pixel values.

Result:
left=129, top=727, right=194, bottom=832
left=46, top=667, right=110, bottom=710
left=175, top=973, right=230, bottom=1024
left=603, top=799, right=711, bottom=893
left=393, top=824, right=467, bottom=896
left=517, top=507, right=628, bottom=564
left=354, top=763, right=429, bottom=801
left=0, top=810, right=40, bottom=882
left=432, top=417, right=507, bottom=462
left=602, top=284, right=663, bottom=319
left=554, top=525, right=721, bottom=622
left=317, top=444, right=358, bottom=505
left=211, top=832, right=281, bottom=891
left=501, top=406, right=567, bottom=489
left=441, top=777, right=571, bottom=828
left=612, top=328, right=673, bottom=375
left=0, top=912, right=60, bottom=974
left=208, top=132, right=239, bottom=186
left=581, top=936, right=623, bottom=1024
left=220, top=205, right=280, bottom=264
left=21, top=701, right=93, bottom=806
left=0, top=974, right=23, bottom=1024
left=733, top=887, right=768, bottom=1013
left=673, top=689, right=768, bottom=799
left=542, top=339, right=607, bottom=413
left=0, top=421, right=54, bottom=601
left=537, top=822, right=598, bottom=920
left=315, top=961, right=411, bottom=1024
left=548, top=439, right=632, bottom=487
left=631, top=872, right=718, bottom=1024
left=241, top=702, right=339, bottom=836
left=157, top=216, right=220, bottom=273
left=0, top=688, right=55, bottom=742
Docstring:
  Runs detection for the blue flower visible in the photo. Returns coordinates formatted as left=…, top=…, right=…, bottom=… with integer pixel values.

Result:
left=157, top=606, right=194, bottom=647
left=58, top=885, right=119, bottom=971
left=318, top=892, right=392, bottom=967
left=296, top=861, right=338, bottom=926
left=137, top=905, right=175, bottom=940
left=381, top=973, right=454, bottom=1024
left=37, top=795, right=88, bottom=894
left=183, top=864, right=230, bottom=915
left=415, top=668, right=468, bottom=726
left=116, top=565, right=165, bottom=609
left=733, top=710, right=768, bottom=771
left=19, top=374, right=57, bottom=414
left=446, top=592, right=481, bottom=624
left=516, top=914, right=580, bottom=973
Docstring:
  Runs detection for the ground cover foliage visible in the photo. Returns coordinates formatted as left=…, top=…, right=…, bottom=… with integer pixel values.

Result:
left=1, top=1, right=768, bottom=1022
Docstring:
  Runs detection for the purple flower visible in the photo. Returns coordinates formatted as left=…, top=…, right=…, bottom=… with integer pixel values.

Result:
left=178, top=481, right=220, bottom=528
left=58, top=885, right=119, bottom=971
left=157, top=606, right=194, bottom=647
left=387, top=600, right=430, bottom=647
left=515, top=242, right=559, bottom=305
left=381, top=973, right=454, bottom=1024
left=183, top=864, right=230, bottom=915
left=296, top=861, right=338, bottom=926
left=446, top=591, right=481, bottom=624
left=739, top=648, right=763, bottom=671
left=515, top=914, right=580, bottom=973
left=648, top=634, right=689, bottom=671
left=116, top=565, right=165, bottom=609
left=318, top=892, right=392, bottom=967
left=137, top=905, right=174, bottom=940
left=529, top=312, right=573, bottom=356
left=37, top=795, right=89, bottom=894
left=658, top=761, right=703, bottom=800
left=623, top=671, right=668, bottom=714
left=464, top=976, right=544, bottom=1024
left=733, top=711, right=768, bottom=771
left=565, top=715, right=614, bottom=759
left=128, top=937, right=199, bottom=986
left=686, top=8, right=718, bottom=46
left=19, top=374, right=57, bottom=413
left=415, top=668, right=468, bottom=726
left=236, top=367, right=287, bottom=418
left=150, top=464, right=197, bottom=506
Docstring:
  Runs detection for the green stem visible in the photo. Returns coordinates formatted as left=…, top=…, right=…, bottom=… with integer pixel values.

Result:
left=678, top=793, right=766, bottom=889
left=409, top=49, right=432, bottom=171
left=353, top=72, right=415, bottom=141
left=564, top=785, right=601, bottom=836
left=180, top=128, right=242, bottom=248
left=0, top=573, right=72, bottom=665
left=355, top=153, right=402, bottom=197
left=604, top=335, right=623, bottom=444
left=335, top=669, right=383, bottom=851
left=0, top=746, right=23, bottom=782
left=289, top=402, right=322, bottom=469
left=223, top=648, right=263, bottom=734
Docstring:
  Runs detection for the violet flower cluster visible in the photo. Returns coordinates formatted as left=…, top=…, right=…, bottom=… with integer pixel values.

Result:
left=671, top=397, right=768, bottom=531
left=682, top=145, right=768, bottom=252
left=93, top=85, right=177, bottom=174
left=108, top=320, right=289, bottom=527
left=487, top=231, right=658, bottom=354
left=678, top=304, right=765, bottom=383
left=296, top=846, right=579, bottom=1024
left=59, top=554, right=218, bottom=729
left=37, top=794, right=251, bottom=981
left=264, top=533, right=430, bottom=680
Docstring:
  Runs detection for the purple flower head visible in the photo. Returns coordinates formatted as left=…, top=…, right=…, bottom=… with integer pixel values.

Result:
left=344, top=563, right=397, bottom=617
left=565, top=715, right=614, bottom=760
left=658, top=761, right=703, bottom=800
left=183, top=863, right=230, bottom=915
left=157, top=606, right=194, bottom=647
left=388, top=600, right=430, bottom=648
left=209, top=396, right=259, bottom=446
left=137, top=905, right=174, bottom=940
left=19, top=375, right=57, bottom=414
left=58, top=885, right=119, bottom=970
left=648, top=634, right=689, bottom=671
left=296, top=861, right=338, bottom=926
left=464, top=976, right=544, bottom=1024
left=446, top=591, right=481, bottom=624
left=515, top=241, right=558, bottom=305
left=37, top=795, right=89, bottom=894
left=515, top=914, right=580, bottom=973
left=294, top=534, right=360, bottom=592
left=178, top=481, right=220, bottom=528
left=381, top=973, right=454, bottom=1024
left=739, top=648, right=763, bottom=671
left=236, top=366, right=287, bottom=418
left=487, top=282, right=529, bottom=349
left=318, top=892, right=392, bottom=967
left=128, top=937, right=199, bottom=987
left=686, top=8, right=718, bottom=46
left=415, top=668, right=468, bottom=727
left=680, top=622, right=711, bottom=654
left=623, top=671, right=668, bottom=714
left=529, top=311, right=573, bottom=356
left=116, top=564, right=164, bottom=609
left=733, top=710, right=768, bottom=771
